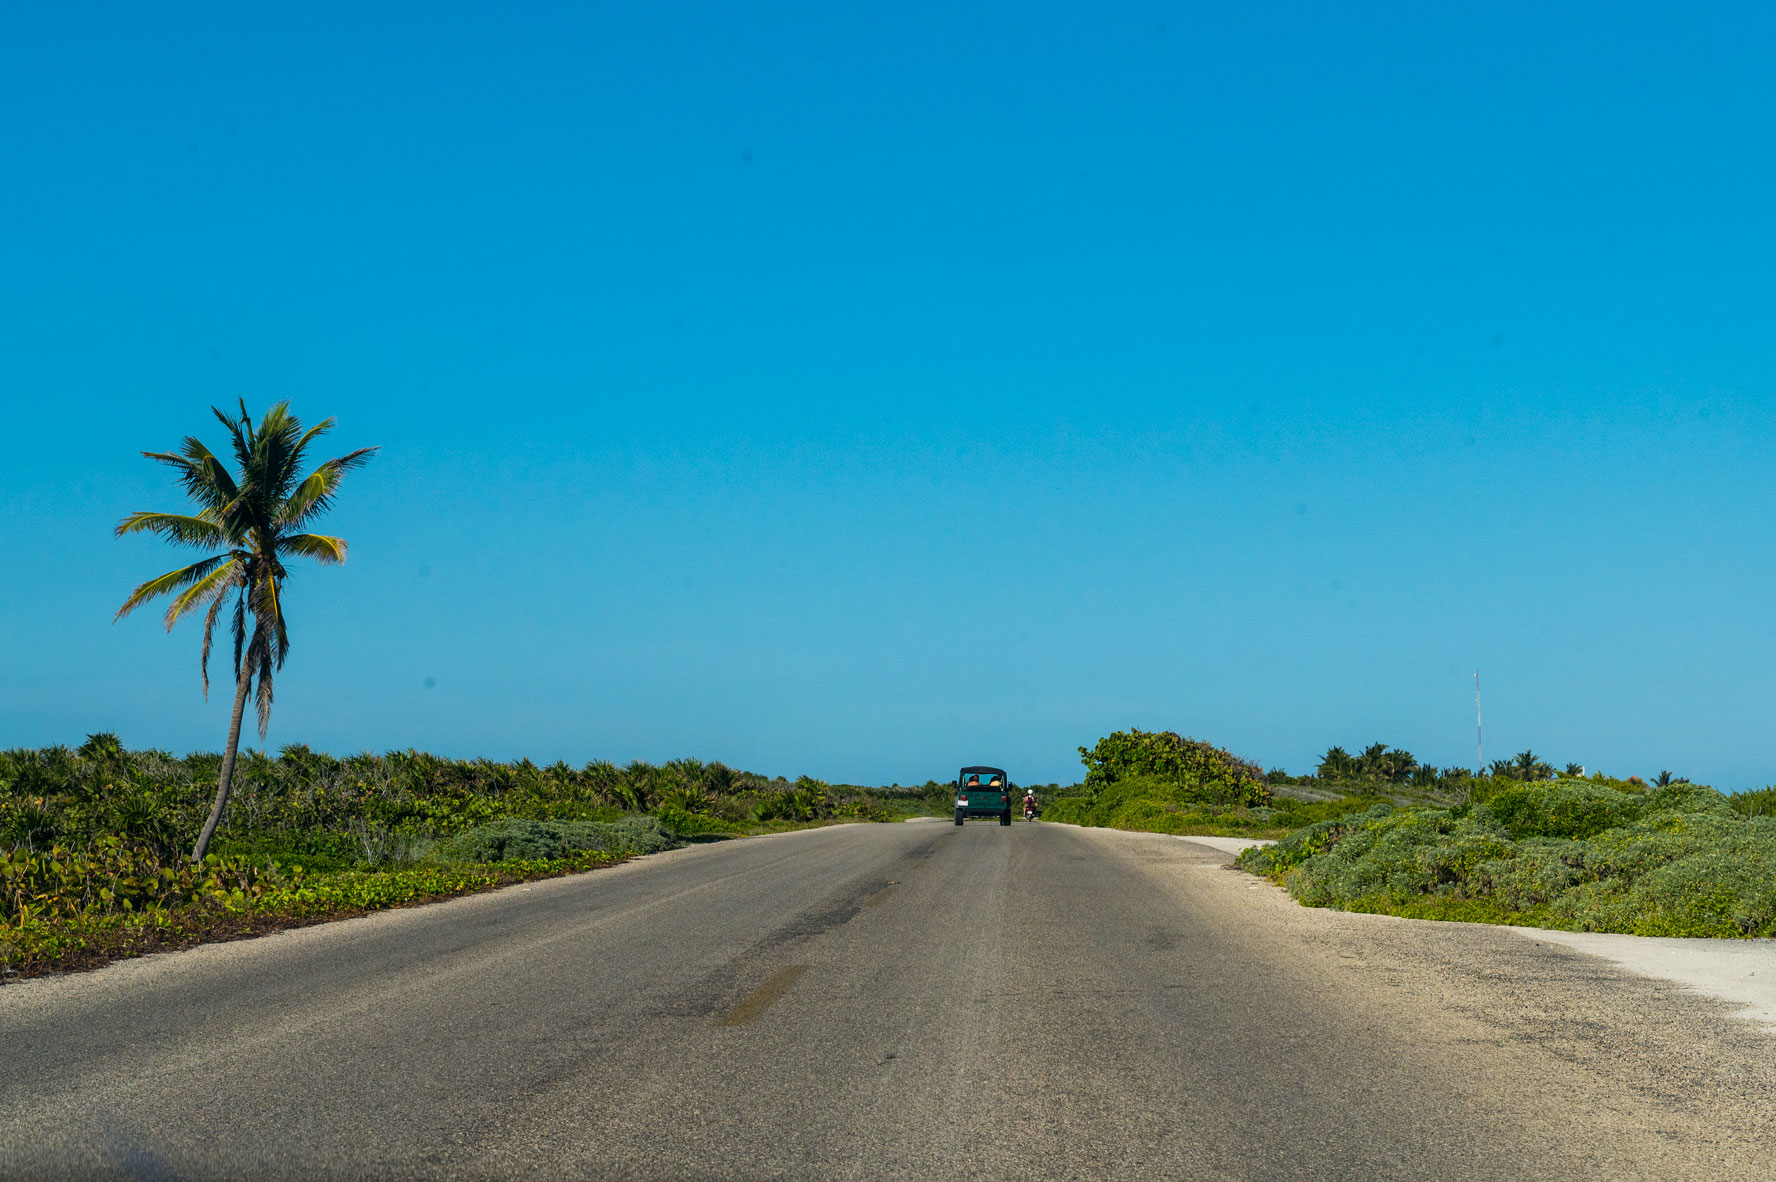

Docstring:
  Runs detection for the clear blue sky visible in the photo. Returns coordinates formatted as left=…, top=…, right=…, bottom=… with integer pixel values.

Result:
left=4, top=2, right=1775, bottom=787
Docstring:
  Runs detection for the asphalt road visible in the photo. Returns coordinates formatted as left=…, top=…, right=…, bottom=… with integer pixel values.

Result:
left=4, top=821, right=1774, bottom=1180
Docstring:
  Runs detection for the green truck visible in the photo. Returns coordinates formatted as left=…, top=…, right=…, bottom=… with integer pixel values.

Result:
left=953, top=765, right=1012, bottom=826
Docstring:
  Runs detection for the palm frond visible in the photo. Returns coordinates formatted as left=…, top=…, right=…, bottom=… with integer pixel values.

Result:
left=279, top=533, right=349, bottom=564
left=278, top=446, right=378, bottom=527
left=245, top=566, right=289, bottom=670
left=267, top=575, right=289, bottom=669
left=114, top=555, right=230, bottom=621
left=215, top=404, right=270, bottom=532
left=274, top=622, right=288, bottom=671
left=114, top=511, right=229, bottom=548
left=198, top=584, right=238, bottom=699
left=254, top=666, right=275, bottom=735
left=231, top=590, right=247, bottom=685
left=144, top=442, right=238, bottom=513
left=293, top=417, right=334, bottom=455
left=162, top=558, right=242, bottom=631
left=218, top=400, right=255, bottom=472
left=244, top=621, right=277, bottom=738
left=254, top=401, right=307, bottom=503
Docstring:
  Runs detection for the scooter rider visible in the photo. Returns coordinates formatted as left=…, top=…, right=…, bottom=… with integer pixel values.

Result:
left=1023, top=790, right=1038, bottom=820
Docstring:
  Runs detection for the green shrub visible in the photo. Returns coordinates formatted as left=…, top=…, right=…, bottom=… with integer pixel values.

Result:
left=1046, top=776, right=1382, bottom=839
left=437, top=816, right=676, bottom=863
left=752, top=778, right=839, bottom=823
left=1238, top=781, right=1776, bottom=938
left=1077, top=730, right=1269, bottom=808
left=1482, top=780, right=1644, bottom=840
left=655, top=805, right=742, bottom=838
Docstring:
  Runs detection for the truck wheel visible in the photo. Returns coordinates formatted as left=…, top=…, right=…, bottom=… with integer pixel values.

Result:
left=1000, top=809, right=1011, bottom=826
left=954, top=810, right=965, bottom=826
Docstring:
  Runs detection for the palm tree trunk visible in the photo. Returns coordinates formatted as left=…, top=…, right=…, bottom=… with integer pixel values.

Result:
left=191, top=657, right=253, bottom=863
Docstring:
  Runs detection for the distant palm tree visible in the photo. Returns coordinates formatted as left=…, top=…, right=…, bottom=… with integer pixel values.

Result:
left=1508, top=750, right=1553, bottom=782
left=1381, top=747, right=1419, bottom=784
left=114, top=401, right=376, bottom=862
left=1653, top=770, right=1690, bottom=787
left=1345, top=742, right=1418, bottom=784
left=621, top=760, right=658, bottom=811
left=1316, top=746, right=1356, bottom=780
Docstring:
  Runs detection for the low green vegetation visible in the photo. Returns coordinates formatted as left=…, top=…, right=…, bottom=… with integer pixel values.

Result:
left=1239, top=778, right=1776, bottom=937
left=1043, top=774, right=1388, bottom=838
left=1, top=736, right=915, bottom=978
left=1056, top=728, right=1776, bottom=939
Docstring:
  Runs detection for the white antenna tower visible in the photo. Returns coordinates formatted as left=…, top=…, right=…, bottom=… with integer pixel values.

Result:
left=1474, top=670, right=1484, bottom=775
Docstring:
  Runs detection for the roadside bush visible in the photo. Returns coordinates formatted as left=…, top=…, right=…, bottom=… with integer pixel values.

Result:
left=0, top=846, right=629, bottom=976
left=654, top=805, right=738, bottom=838
left=1046, top=778, right=1385, bottom=839
left=748, top=776, right=890, bottom=823
left=1482, top=780, right=1645, bottom=840
left=1074, top=729, right=1269, bottom=810
left=1237, top=781, right=1776, bottom=938
left=438, top=816, right=677, bottom=863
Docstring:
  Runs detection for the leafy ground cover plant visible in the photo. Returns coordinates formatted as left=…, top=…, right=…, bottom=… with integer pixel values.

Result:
left=1, top=845, right=629, bottom=978
left=1238, top=780, right=1776, bottom=937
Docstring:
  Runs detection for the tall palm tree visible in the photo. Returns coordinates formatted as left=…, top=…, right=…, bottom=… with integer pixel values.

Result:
left=114, top=401, right=377, bottom=862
